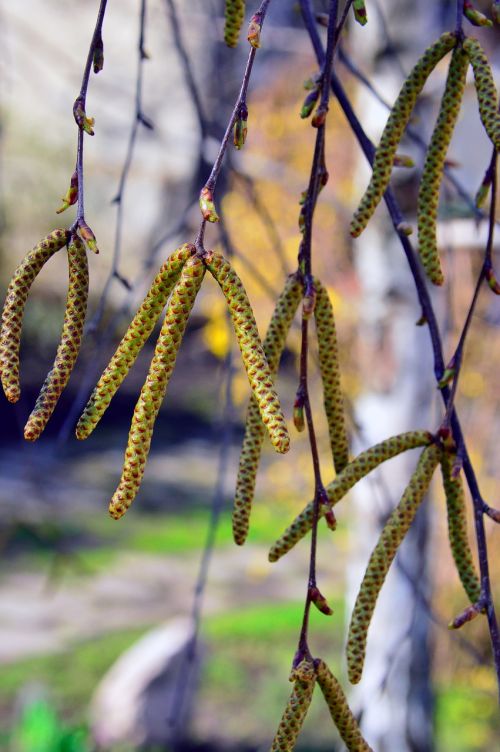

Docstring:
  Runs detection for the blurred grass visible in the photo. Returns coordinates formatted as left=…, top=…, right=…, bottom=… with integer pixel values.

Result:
left=3, top=503, right=339, bottom=575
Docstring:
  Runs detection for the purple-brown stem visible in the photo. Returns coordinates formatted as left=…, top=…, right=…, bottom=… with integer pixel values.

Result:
left=299, top=0, right=500, bottom=696
left=72, top=0, right=108, bottom=226
left=296, top=0, right=339, bottom=663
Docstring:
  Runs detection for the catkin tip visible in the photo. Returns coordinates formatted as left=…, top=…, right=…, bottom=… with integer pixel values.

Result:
left=5, top=387, right=20, bottom=404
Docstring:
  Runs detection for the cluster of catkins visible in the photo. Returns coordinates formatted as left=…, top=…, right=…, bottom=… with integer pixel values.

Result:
left=350, top=30, right=500, bottom=286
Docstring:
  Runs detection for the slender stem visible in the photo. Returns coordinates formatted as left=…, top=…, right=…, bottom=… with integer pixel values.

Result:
left=205, top=49, right=257, bottom=193
left=300, top=0, right=500, bottom=697
left=73, top=0, right=109, bottom=226
left=295, top=0, right=339, bottom=661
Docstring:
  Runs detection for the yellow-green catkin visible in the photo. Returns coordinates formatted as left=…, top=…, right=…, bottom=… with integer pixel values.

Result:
left=270, top=660, right=316, bottom=752
left=233, top=275, right=302, bottom=546
left=0, top=229, right=70, bottom=403
left=108, top=255, right=205, bottom=520
left=205, top=252, right=290, bottom=454
left=417, top=46, right=469, bottom=286
left=350, top=32, right=456, bottom=237
left=224, top=0, right=245, bottom=47
left=268, top=430, right=433, bottom=562
left=76, top=244, right=194, bottom=440
left=314, top=280, right=349, bottom=474
left=463, top=37, right=500, bottom=150
left=24, top=235, right=89, bottom=441
left=441, top=453, right=481, bottom=603
left=347, top=444, right=440, bottom=684
left=315, top=660, right=373, bottom=752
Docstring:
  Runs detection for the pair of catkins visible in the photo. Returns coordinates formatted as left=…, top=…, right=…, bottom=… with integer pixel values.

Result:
left=350, top=32, right=500, bottom=286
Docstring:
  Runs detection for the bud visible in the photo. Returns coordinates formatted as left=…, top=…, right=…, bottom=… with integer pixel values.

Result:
left=324, top=506, right=337, bottom=530
left=476, top=163, right=493, bottom=209
left=199, top=186, right=219, bottom=223
left=73, top=97, right=95, bottom=136
left=293, top=393, right=305, bottom=432
left=233, top=103, right=248, bottom=149
left=493, top=0, right=500, bottom=24
left=300, top=88, right=320, bottom=119
left=56, top=171, right=78, bottom=214
left=393, top=153, right=415, bottom=168
left=353, top=0, right=368, bottom=25
left=310, top=586, right=334, bottom=615
left=464, top=1, right=493, bottom=26
left=302, top=280, right=317, bottom=319
left=298, top=206, right=306, bottom=234
left=486, top=267, right=500, bottom=295
left=78, top=220, right=99, bottom=253
left=449, top=601, right=483, bottom=629
left=397, top=222, right=413, bottom=236
left=438, top=366, right=455, bottom=389
left=93, top=35, right=104, bottom=73
left=247, top=13, right=262, bottom=48
left=312, top=106, right=328, bottom=128
left=415, top=314, right=427, bottom=326
left=315, top=13, right=329, bottom=27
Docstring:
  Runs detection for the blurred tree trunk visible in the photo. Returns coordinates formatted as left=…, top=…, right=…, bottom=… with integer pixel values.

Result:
left=346, top=1, right=452, bottom=749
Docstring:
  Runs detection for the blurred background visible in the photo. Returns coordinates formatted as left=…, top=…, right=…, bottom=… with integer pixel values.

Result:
left=0, top=0, right=499, bottom=749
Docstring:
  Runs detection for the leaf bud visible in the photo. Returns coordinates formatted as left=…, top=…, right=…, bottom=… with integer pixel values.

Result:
left=56, top=171, right=78, bottom=214
left=73, top=97, right=95, bottom=135
left=199, top=186, right=220, bottom=223
left=78, top=220, right=99, bottom=254
left=247, top=13, right=262, bottom=48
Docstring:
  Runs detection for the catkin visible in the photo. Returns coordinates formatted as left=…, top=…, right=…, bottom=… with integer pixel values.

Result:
left=463, top=37, right=500, bottom=150
left=417, top=46, right=469, bottom=285
left=224, top=0, right=245, bottom=47
left=441, top=453, right=481, bottom=604
left=350, top=32, right=456, bottom=237
left=268, top=430, right=433, bottom=562
left=315, top=660, right=373, bottom=752
left=347, top=444, right=440, bottom=684
left=109, top=255, right=205, bottom=520
left=24, top=235, right=89, bottom=440
left=270, top=660, right=315, bottom=752
left=233, top=275, right=302, bottom=546
left=314, top=280, right=349, bottom=474
left=0, top=229, right=70, bottom=403
left=205, top=252, right=290, bottom=454
left=76, top=244, right=194, bottom=440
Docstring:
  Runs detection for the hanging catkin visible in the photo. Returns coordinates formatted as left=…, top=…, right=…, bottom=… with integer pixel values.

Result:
left=224, top=0, right=245, bottom=47
left=441, top=453, right=481, bottom=604
left=268, top=430, right=433, bottom=562
left=350, top=32, right=456, bottom=237
left=205, top=252, right=290, bottom=454
left=346, top=443, right=440, bottom=684
left=233, top=274, right=302, bottom=545
left=314, top=280, right=349, bottom=473
left=463, top=37, right=500, bottom=150
left=270, top=660, right=316, bottom=752
left=76, top=244, right=194, bottom=440
left=0, top=229, right=70, bottom=403
left=108, top=255, right=205, bottom=520
left=315, top=660, right=373, bottom=751
left=24, top=235, right=89, bottom=440
left=417, top=46, right=469, bottom=285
